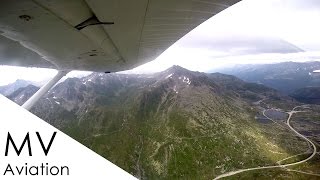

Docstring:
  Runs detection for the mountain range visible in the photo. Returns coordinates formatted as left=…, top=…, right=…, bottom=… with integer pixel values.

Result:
left=2, top=65, right=319, bottom=179
left=215, top=61, right=320, bottom=95
left=0, top=79, right=35, bottom=96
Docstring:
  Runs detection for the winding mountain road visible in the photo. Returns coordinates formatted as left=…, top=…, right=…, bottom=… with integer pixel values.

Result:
left=214, top=106, right=318, bottom=180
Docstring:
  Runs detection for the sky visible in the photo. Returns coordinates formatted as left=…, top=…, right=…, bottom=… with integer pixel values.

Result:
left=127, top=0, right=320, bottom=73
left=0, top=0, right=320, bottom=85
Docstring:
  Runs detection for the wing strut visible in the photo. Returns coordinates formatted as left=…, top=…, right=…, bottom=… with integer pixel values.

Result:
left=22, top=70, right=69, bottom=110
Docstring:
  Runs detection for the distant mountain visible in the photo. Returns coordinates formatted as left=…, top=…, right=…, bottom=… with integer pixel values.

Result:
left=6, top=84, right=39, bottom=105
left=215, top=61, right=320, bottom=94
left=290, top=87, right=320, bottom=104
left=0, top=79, right=34, bottom=96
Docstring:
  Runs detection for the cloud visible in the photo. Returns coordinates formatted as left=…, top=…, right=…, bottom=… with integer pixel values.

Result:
left=177, top=35, right=303, bottom=55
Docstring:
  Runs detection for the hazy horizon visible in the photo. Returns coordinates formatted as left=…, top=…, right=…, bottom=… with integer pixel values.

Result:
left=1, top=60, right=319, bottom=86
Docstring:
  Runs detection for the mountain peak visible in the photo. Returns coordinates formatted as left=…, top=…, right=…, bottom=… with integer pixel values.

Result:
left=166, top=65, right=188, bottom=72
left=0, top=79, right=33, bottom=96
left=163, top=65, right=193, bottom=76
left=14, top=79, right=29, bottom=83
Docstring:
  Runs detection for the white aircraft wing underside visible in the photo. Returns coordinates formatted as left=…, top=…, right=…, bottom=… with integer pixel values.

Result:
left=0, top=0, right=240, bottom=72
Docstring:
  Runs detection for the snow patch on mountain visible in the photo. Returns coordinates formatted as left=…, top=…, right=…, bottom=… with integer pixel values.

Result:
left=166, top=73, right=174, bottom=79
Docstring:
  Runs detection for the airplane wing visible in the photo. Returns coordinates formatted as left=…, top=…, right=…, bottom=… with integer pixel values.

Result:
left=0, top=0, right=240, bottom=72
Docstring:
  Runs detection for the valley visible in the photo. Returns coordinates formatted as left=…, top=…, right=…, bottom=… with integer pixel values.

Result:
left=216, top=103, right=319, bottom=179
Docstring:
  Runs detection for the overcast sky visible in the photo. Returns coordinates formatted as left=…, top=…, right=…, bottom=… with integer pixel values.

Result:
left=1, top=0, right=320, bottom=85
